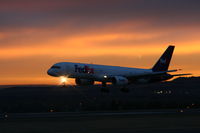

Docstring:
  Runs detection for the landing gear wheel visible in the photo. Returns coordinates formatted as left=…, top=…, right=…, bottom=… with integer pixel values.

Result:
left=120, top=87, right=130, bottom=93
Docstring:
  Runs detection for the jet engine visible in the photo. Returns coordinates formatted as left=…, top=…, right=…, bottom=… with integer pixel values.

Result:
left=112, top=76, right=129, bottom=85
left=75, top=78, right=94, bottom=86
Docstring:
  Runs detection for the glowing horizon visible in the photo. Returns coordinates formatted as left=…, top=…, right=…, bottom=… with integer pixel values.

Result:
left=0, top=0, right=199, bottom=85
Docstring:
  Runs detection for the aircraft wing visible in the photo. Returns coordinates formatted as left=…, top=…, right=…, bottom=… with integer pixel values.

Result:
left=105, top=69, right=179, bottom=80
left=122, top=70, right=192, bottom=82
left=125, top=69, right=178, bottom=78
left=104, top=69, right=191, bottom=82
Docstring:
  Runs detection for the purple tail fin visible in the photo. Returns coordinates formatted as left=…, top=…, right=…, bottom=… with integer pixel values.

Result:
left=152, top=45, right=175, bottom=72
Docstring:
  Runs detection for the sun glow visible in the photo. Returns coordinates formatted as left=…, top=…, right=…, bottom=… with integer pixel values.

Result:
left=60, top=76, right=68, bottom=84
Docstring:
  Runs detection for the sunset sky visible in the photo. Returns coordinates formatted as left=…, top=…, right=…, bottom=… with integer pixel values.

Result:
left=0, top=0, right=200, bottom=85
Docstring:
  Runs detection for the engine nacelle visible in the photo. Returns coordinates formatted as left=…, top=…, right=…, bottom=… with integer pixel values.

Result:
left=75, top=78, right=94, bottom=86
left=112, top=76, right=129, bottom=85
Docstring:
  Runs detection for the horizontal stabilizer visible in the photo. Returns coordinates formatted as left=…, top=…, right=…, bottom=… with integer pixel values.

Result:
left=172, top=73, right=192, bottom=76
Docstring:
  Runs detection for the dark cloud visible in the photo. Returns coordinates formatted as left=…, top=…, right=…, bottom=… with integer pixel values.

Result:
left=1, top=0, right=200, bottom=29
left=0, top=0, right=200, bottom=48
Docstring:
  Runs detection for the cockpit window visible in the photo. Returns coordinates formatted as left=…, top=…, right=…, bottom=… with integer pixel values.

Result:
left=51, top=66, right=61, bottom=69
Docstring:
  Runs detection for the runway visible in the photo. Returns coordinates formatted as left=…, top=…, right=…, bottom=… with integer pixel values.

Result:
left=1, top=109, right=200, bottom=133
left=0, top=109, right=198, bottom=119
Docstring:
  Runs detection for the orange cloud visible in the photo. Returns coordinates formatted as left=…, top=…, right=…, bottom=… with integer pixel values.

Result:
left=0, top=31, right=200, bottom=60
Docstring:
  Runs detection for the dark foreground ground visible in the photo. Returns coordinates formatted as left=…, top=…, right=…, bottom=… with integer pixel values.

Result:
left=1, top=110, right=200, bottom=133
left=1, top=77, right=200, bottom=113
left=1, top=77, right=200, bottom=133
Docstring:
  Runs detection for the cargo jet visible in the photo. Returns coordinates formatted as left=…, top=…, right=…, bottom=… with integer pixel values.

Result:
left=47, top=45, right=190, bottom=91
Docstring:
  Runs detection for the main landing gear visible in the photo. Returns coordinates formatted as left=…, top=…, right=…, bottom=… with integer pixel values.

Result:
left=100, top=82, right=130, bottom=93
left=101, top=82, right=110, bottom=92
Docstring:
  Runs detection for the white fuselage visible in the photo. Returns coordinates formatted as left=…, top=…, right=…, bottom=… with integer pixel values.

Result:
left=47, top=62, right=152, bottom=82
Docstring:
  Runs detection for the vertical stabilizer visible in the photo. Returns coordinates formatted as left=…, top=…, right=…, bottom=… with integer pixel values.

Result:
left=152, top=45, right=175, bottom=72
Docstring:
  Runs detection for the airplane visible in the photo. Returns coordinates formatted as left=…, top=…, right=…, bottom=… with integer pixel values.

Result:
left=47, top=45, right=191, bottom=92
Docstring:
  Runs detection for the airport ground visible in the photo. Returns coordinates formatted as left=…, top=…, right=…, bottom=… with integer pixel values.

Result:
left=1, top=77, right=200, bottom=133
left=1, top=110, right=200, bottom=133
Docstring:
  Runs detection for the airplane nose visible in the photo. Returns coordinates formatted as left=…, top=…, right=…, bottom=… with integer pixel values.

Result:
left=47, top=69, right=58, bottom=77
left=47, top=69, right=52, bottom=76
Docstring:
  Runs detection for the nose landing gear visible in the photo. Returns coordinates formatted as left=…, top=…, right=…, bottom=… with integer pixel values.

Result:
left=101, top=82, right=130, bottom=93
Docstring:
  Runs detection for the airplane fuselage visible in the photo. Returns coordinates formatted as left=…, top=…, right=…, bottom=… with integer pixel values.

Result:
left=47, top=62, right=152, bottom=82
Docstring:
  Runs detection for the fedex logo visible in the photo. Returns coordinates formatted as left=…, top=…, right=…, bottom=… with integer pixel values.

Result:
left=160, top=58, right=167, bottom=64
left=160, top=58, right=169, bottom=65
left=74, top=65, right=94, bottom=74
